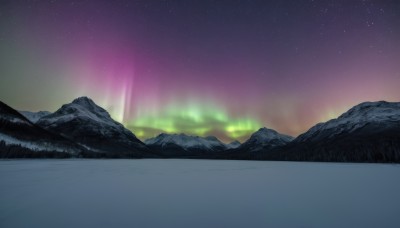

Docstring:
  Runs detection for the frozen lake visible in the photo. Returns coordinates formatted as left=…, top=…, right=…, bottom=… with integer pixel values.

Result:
left=0, top=159, right=399, bottom=228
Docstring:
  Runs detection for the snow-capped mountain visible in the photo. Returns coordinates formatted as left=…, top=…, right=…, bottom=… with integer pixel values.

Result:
left=269, top=101, right=400, bottom=162
left=2, top=98, right=399, bottom=162
left=36, top=97, right=154, bottom=158
left=226, top=140, right=241, bottom=149
left=37, top=97, right=122, bottom=130
left=238, top=127, right=294, bottom=152
left=145, top=133, right=227, bottom=156
left=295, top=101, right=400, bottom=143
left=19, top=111, right=51, bottom=123
left=0, top=101, right=84, bottom=157
left=145, top=133, right=226, bottom=150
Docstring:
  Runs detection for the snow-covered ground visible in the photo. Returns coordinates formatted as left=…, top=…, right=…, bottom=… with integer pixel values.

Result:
left=0, top=159, right=399, bottom=228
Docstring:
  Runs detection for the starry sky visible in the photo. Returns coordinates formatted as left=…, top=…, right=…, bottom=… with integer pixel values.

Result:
left=0, top=0, right=399, bottom=142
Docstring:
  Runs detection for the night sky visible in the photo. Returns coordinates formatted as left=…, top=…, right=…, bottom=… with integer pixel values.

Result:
left=0, top=0, right=399, bottom=142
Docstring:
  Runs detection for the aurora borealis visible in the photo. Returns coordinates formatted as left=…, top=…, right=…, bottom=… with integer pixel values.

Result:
left=0, top=1, right=399, bottom=142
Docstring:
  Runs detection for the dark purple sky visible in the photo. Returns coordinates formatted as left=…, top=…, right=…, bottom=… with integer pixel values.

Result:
left=0, top=0, right=399, bottom=141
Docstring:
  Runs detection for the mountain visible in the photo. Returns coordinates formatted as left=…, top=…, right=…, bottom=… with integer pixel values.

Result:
left=19, top=111, right=51, bottom=123
left=2, top=98, right=399, bottom=162
left=226, top=140, right=241, bottom=149
left=295, top=101, right=400, bottom=143
left=239, top=127, right=294, bottom=152
left=210, top=127, right=294, bottom=159
left=265, top=101, right=400, bottom=162
left=0, top=101, right=84, bottom=158
left=36, top=97, right=155, bottom=158
left=145, top=133, right=227, bottom=157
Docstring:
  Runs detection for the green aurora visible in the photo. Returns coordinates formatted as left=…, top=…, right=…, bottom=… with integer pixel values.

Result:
left=127, top=102, right=261, bottom=142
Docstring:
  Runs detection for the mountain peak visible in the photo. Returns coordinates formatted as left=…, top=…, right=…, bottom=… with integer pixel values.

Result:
left=295, top=100, right=400, bottom=143
left=256, top=127, right=278, bottom=134
left=72, top=96, right=97, bottom=107
left=34, top=97, right=148, bottom=156
left=37, top=96, right=119, bottom=130
left=145, top=133, right=226, bottom=150
left=226, top=140, right=241, bottom=149
left=252, top=127, right=291, bottom=140
left=204, top=135, right=219, bottom=141
left=338, top=101, right=399, bottom=119
left=62, top=96, right=111, bottom=118
left=239, top=127, right=294, bottom=151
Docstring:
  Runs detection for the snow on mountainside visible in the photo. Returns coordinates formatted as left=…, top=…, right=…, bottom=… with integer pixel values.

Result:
left=38, top=97, right=122, bottom=129
left=226, top=140, right=241, bottom=149
left=145, top=133, right=226, bottom=151
left=36, top=97, right=151, bottom=157
left=239, top=127, right=294, bottom=152
left=0, top=133, right=67, bottom=152
left=295, top=101, right=400, bottom=143
left=19, top=111, right=51, bottom=123
left=37, top=97, right=136, bottom=138
left=0, top=101, right=84, bottom=156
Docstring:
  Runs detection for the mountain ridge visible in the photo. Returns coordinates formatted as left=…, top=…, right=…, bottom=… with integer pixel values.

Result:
left=0, top=101, right=85, bottom=158
left=257, top=101, right=400, bottom=162
left=145, top=133, right=227, bottom=157
left=19, top=111, right=51, bottom=123
left=1, top=98, right=399, bottom=162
